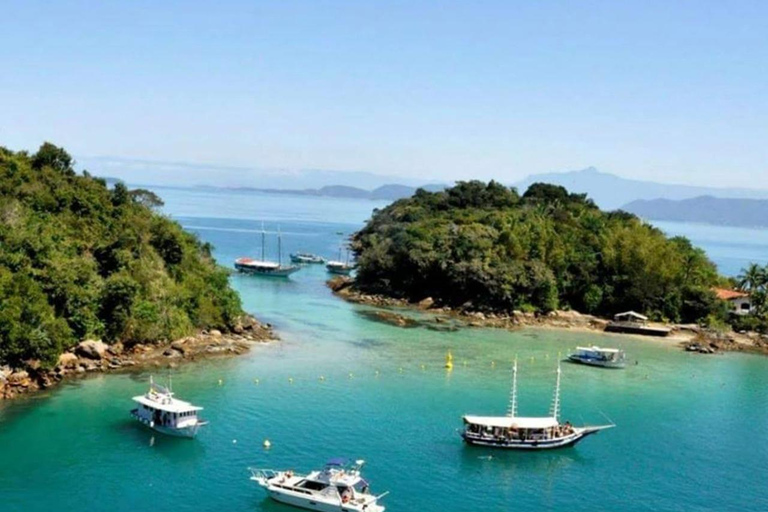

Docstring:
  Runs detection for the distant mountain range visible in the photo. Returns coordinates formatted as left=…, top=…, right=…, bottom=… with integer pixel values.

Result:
left=622, top=196, right=768, bottom=228
left=513, top=167, right=768, bottom=210
left=78, top=156, right=438, bottom=190
left=240, top=183, right=447, bottom=201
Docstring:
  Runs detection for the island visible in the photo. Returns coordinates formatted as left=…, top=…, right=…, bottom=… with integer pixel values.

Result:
left=0, top=143, right=273, bottom=399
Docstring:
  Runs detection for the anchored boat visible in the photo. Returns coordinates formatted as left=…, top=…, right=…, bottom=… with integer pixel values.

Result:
left=567, top=346, right=626, bottom=368
left=249, top=458, right=387, bottom=512
left=290, top=252, right=326, bottom=264
left=130, top=377, right=208, bottom=438
left=461, top=361, right=613, bottom=450
left=326, top=245, right=354, bottom=275
left=235, top=225, right=300, bottom=277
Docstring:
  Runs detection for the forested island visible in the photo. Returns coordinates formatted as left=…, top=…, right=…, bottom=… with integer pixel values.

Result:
left=0, top=143, right=269, bottom=397
left=351, top=181, right=729, bottom=324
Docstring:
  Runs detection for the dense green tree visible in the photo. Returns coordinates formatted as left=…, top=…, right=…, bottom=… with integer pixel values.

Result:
left=353, top=180, right=721, bottom=321
left=0, top=144, right=243, bottom=368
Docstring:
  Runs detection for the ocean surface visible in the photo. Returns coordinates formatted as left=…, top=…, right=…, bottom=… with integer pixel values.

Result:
left=1, top=187, right=767, bottom=512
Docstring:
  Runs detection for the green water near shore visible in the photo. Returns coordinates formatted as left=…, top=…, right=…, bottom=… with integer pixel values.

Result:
left=1, top=189, right=767, bottom=511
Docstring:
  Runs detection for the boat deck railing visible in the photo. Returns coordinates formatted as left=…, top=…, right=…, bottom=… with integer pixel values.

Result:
left=249, top=468, right=280, bottom=481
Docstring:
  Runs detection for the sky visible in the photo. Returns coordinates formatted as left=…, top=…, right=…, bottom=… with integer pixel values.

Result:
left=2, top=1, right=767, bottom=188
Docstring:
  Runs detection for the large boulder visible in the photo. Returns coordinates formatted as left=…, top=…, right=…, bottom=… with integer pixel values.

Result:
left=75, top=340, right=109, bottom=360
left=57, top=352, right=79, bottom=369
left=417, top=297, right=435, bottom=309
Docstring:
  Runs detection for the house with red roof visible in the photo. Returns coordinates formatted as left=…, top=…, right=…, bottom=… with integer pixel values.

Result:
left=713, top=288, right=753, bottom=315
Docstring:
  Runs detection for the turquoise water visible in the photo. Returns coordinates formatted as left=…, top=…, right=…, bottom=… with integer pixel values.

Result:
left=1, top=189, right=767, bottom=511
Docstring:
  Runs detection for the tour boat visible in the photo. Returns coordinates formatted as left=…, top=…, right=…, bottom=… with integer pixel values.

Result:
left=130, top=377, right=208, bottom=438
left=326, top=245, right=354, bottom=275
left=290, top=252, right=326, bottom=264
left=461, top=362, right=614, bottom=450
left=235, top=225, right=300, bottom=277
left=249, top=458, right=387, bottom=512
left=567, top=346, right=626, bottom=369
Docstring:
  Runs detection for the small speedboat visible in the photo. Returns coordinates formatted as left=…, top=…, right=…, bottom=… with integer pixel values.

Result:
left=290, top=252, right=326, bottom=264
left=130, top=377, right=208, bottom=438
left=249, top=458, right=387, bottom=512
left=461, top=362, right=614, bottom=450
left=567, top=346, right=626, bottom=369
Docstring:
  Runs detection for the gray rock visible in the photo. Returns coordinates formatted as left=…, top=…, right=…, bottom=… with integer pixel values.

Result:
left=76, top=340, right=109, bottom=360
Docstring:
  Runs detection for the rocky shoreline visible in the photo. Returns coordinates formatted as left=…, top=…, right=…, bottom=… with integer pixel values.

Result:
left=328, top=277, right=768, bottom=356
left=0, top=315, right=275, bottom=401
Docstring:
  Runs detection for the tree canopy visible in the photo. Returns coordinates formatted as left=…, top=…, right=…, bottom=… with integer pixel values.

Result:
left=0, top=143, right=243, bottom=368
left=352, top=180, right=722, bottom=322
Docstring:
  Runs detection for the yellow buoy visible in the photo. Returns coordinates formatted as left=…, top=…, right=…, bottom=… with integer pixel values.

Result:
left=399, top=367, right=404, bottom=373
left=420, top=364, right=426, bottom=370
left=288, top=377, right=294, bottom=384
left=445, top=351, right=454, bottom=370
left=263, top=439, right=271, bottom=449
left=253, top=378, right=260, bottom=385
left=218, top=379, right=223, bottom=386
left=375, top=370, right=380, bottom=377
left=319, top=375, right=325, bottom=381
left=349, top=372, right=354, bottom=379
left=491, top=360, right=496, bottom=367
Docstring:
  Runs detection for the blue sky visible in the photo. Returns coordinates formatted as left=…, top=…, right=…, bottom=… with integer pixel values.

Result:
left=2, top=1, right=766, bottom=187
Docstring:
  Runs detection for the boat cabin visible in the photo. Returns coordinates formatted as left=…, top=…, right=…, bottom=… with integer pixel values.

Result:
left=463, top=415, right=574, bottom=442
left=131, top=380, right=204, bottom=433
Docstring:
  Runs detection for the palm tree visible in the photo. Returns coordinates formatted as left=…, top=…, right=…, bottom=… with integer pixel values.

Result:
left=737, top=263, right=767, bottom=293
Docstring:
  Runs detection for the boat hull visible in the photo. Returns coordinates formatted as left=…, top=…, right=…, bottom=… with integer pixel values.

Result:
left=461, top=427, right=602, bottom=450
left=265, top=489, right=382, bottom=512
left=234, top=263, right=300, bottom=277
left=130, top=410, right=205, bottom=438
left=567, top=355, right=626, bottom=369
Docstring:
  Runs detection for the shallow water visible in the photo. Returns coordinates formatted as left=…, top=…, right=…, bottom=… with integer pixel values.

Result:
left=1, top=189, right=767, bottom=511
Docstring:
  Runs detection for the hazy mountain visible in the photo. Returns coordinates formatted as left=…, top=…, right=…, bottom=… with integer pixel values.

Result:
left=243, top=183, right=447, bottom=200
left=623, top=196, right=768, bottom=228
left=78, top=156, right=437, bottom=190
left=514, top=167, right=768, bottom=210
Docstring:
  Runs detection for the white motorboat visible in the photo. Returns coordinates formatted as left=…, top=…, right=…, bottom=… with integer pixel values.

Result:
left=290, top=252, right=326, bottom=264
left=130, top=377, right=208, bottom=438
left=461, top=362, right=614, bottom=450
left=235, top=224, right=300, bottom=277
left=567, top=346, right=626, bottom=369
left=249, top=458, right=387, bottom=512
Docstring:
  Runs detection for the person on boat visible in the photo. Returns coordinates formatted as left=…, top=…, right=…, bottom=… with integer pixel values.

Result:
left=341, top=487, right=352, bottom=503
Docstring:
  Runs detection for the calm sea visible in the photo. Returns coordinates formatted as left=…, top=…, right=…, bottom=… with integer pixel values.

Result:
left=1, top=187, right=766, bottom=512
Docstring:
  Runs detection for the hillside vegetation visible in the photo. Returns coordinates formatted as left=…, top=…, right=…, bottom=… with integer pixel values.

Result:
left=0, top=143, right=243, bottom=368
left=353, top=181, right=725, bottom=322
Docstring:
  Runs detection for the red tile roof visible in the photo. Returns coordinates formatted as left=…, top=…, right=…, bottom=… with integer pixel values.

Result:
left=713, top=288, right=749, bottom=301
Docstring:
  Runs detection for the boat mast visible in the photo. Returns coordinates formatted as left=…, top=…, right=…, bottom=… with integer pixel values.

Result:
left=506, top=358, right=518, bottom=417
left=549, top=363, right=562, bottom=421
left=277, top=226, right=282, bottom=266
left=261, top=222, right=266, bottom=262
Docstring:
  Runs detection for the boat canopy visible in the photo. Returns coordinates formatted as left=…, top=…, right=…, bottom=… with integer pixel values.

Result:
left=463, top=415, right=559, bottom=429
left=325, top=457, right=349, bottom=467
left=132, top=394, right=203, bottom=413
left=614, top=311, right=648, bottom=322
left=576, top=346, right=622, bottom=354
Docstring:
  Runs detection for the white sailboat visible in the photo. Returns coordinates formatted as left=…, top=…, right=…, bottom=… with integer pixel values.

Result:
left=235, top=224, right=300, bottom=277
left=130, top=376, right=208, bottom=438
left=249, top=458, right=387, bottom=512
left=461, top=361, right=614, bottom=449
